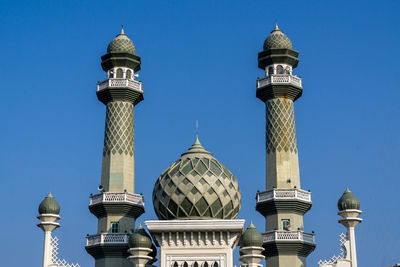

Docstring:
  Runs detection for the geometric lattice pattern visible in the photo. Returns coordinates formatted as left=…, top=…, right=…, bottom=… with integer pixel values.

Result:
left=263, top=29, right=293, bottom=50
left=318, top=233, right=348, bottom=267
left=103, top=101, right=134, bottom=156
left=266, top=98, right=297, bottom=154
left=107, top=34, right=136, bottom=54
left=51, top=236, right=81, bottom=267
left=153, top=156, right=241, bottom=220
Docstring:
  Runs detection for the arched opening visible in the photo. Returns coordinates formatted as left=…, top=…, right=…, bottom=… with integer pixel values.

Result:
left=203, top=263, right=209, bottom=267
left=268, top=66, right=274, bottom=76
left=126, top=69, right=132, bottom=79
left=116, top=68, right=123, bottom=78
left=173, top=262, right=178, bottom=267
left=213, top=262, right=218, bottom=267
left=285, top=66, right=291, bottom=75
left=276, top=65, right=284, bottom=74
left=193, top=262, right=199, bottom=267
left=109, top=70, right=114, bottom=78
left=183, top=262, right=188, bottom=267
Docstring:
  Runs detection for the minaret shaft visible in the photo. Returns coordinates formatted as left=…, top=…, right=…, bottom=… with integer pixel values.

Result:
left=101, top=101, right=135, bottom=193
left=265, top=98, right=300, bottom=189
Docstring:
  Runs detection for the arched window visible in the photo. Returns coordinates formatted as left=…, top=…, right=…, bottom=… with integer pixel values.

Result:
left=268, top=66, right=274, bottom=76
left=285, top=67, right=291, bottom=75
left=126, top=69, right=132, bottom=79
left=194, top=262, right=199, bottom=267
left=173, top=262, right=178, bottom=267
left=116, top=68, right=123, bottom=78
left=109, top=70, right=114, bottom=78
left=204, top=263, right=209, bottom=267
left=277, top=65, right=284, bottom=74
left=183, top=262, right=188, bottom=267
left=213, top=262, right=218, bottom=267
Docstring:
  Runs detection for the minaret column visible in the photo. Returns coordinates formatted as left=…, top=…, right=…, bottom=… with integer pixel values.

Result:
left=265, top=97, right=300, bottom=189
left=86, top=28, right=145, bottom=267
left=255, top=25, right=315, bottom=267
left=101, top=101, right=135, bottom=193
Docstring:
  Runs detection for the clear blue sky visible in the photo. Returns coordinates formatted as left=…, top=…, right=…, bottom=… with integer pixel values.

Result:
left=1, top=0, right=399, bottom=266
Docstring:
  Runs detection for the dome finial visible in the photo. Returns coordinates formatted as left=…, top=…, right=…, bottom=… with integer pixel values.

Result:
left=120, top=25, right=125, bottom=35
left=275, top=22, right=279, bottom=31
left=196, top=120, right=199, bottom=139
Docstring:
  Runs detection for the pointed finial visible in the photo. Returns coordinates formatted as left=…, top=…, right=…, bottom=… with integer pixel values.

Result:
left=196, top=120, right=199, bottom=138
left=120, top=25, right=125, bottom=35
left=194, top=136, right=201, bottom=145
left=249, top=221, right=256, bottom=228
left=47, top=192, right=53, bottom=197
left=275, top=22, right=279, bottom=31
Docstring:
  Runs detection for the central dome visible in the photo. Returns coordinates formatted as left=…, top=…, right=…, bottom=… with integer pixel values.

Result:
left=152, top=137, right=241, bottom=220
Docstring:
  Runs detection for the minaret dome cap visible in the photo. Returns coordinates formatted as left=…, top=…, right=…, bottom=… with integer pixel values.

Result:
left=241, top=222, right=263, bottom=247
left=107, top=26, right=136, bottom=54
left=128, top=224, right=152, bottom=249
left=263, top=24, right=293, bottom=50
left=38, top=192, right=60, bottom=215
left=152, top=137, right=241, bottom=220
left=337, top=187, right=360, bottom=211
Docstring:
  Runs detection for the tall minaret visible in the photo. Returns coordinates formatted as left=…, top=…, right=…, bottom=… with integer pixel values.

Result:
left=86, top=28, right=145, bottom=267
left=255, top=25, right=316, bottom=267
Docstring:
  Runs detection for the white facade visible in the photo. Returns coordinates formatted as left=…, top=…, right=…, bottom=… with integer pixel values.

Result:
left=146, top=220, right=245, bottom=267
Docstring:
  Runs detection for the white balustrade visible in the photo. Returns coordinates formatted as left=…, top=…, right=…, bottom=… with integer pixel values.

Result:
left=89, top=192, right=144, bottom=206
left=257, top=74, right=302, bottom=88
left=257, top=188, right=311, bottom=203
left=86, top=233, right=128, bottom=246
left=97, top=78, right=143, bottom=92
left=262, top=231, right=315, bottom=244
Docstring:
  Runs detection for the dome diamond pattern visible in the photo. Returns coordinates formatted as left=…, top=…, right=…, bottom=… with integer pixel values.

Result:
left=103, top=101, right=134, bottom=156
left=263, top=28, right=293, bottom=50
left=266, top=98, right=297, bottom=154
left=107, top=32, right=136, bottom=54
left=152, top=140, right=241, bottom=220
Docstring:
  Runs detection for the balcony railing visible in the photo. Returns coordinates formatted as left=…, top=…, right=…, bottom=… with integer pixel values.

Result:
left=86, top=233, right=128, bottom=247
left=257, top=188, right=311, bottom=203
left=257, top=74, right=302, bottom=88
left=97, top=78, right=143, bottom=92
left=89, top=192, right=144, bottom=206
left=263, top=230, right=315, bottom=244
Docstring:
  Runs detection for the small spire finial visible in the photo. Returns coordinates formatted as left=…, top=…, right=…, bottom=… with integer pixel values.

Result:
left=275, top=21, right=279, bottom=31
left=120, top=25, right=125, bottom=35
left=196, top=120, right=199, bottom=138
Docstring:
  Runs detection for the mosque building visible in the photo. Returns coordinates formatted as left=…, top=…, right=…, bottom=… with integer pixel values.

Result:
left=36, top=26, right=363, bottom=267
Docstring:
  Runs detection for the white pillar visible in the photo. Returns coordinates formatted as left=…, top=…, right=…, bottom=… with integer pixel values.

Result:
left=348, top=227, right=357, bottom=267
left=43, top=231, right=52, bottom=267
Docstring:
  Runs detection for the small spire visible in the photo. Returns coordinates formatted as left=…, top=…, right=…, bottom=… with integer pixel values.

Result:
left=120, top=25, right=125, bottom=35
left=47, top=192, right=53, bottom=198
left=196, top=120, right=199, bottom=138
left=249, top=221, right=256, bottom=228
left=275, top=23, right=279, bottom=31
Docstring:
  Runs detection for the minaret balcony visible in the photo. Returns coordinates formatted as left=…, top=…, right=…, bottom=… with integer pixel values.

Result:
left=257, top=74, right=302, bottom=89
left=86, top=233, right=129, bottom=247
left=262, top=230, right=316, bottom=257
left=256, top=188, right=312, bottom=216
left=97, top=78, right=143, bottom=93
left=89, top=192, right=145, bottom=219
left=85, top=233, right=130, bottom=259
left=263, top=230, right=315, bottom=244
